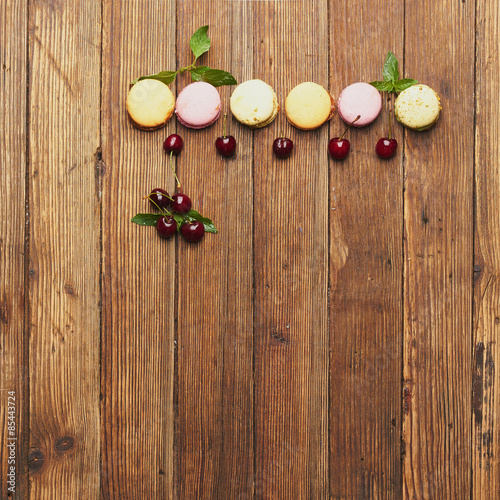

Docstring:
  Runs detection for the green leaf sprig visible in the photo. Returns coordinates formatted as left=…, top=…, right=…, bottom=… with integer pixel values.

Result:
left=370, top=51, right=417, bottom=94
left=131, top=209, right=217, bottom=234
left=131, top=25, right=237, bottom=88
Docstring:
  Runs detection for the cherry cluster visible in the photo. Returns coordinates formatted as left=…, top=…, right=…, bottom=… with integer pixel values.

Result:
left=150, top=135, right=205, bottom=242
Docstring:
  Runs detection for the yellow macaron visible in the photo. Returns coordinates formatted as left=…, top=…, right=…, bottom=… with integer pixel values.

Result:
left=395, top=84, right=442, bottom=131
left=126, top=79, right=176, bottom=130
left=230, top=79, right=279, bottom=128
left=285, top=82, right=335, bottom=130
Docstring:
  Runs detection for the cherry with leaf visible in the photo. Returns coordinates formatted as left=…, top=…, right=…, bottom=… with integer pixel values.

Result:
left=370, top=51, right=417, bottom=159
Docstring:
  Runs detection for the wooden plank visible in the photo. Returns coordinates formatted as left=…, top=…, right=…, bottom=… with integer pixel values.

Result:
left=472, top=0, right=500, bottom=496
left=402, top=1, right=474, bottom=497
left=100, top=1, right=176, bottom=498
left=329, top=0, right=404, bottom=497
left=27, top=0, right=101, bottom=497
left=0, top=1, right=28, bottom=499
left=252, top=1, right=329, bottom=497
left=175, top=4, right=254, bottom=498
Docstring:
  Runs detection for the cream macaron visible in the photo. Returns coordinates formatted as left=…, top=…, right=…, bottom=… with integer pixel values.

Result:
left=395, top=84, right=442, bottom=131
left=230, top=79, right=279, bottom=128
left=126, top=79, right=176, bottom=130
left=285, top=82, right=335, bottom=130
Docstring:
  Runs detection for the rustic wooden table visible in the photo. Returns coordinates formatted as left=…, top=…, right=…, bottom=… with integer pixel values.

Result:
left=1, top=0, right=498, bottom=498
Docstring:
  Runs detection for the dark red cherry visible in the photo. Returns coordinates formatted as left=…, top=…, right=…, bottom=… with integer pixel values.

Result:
left=163, top=134, right=183, bottom=155
left=328, top=138, right=350, bottom=160
left=149, top=188, right=172, bottom=209
left=329, top=114, right=359, bottom=160
left=376, top=138, right=398, bottom=159
left=156, top=216, right=176, bottom=239
left=180, top=221, right=205, bottom=242
left=171, top=192, right=192, bottom=214
left=273, top=137, right=293, bottom=158
left=215, top=136, right=237, bottom=157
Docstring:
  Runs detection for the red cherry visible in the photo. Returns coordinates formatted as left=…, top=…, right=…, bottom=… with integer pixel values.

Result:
left=216, top=136, right=237, bottom=157
left=216, top=113, right=236, bottom=157
left=180, top=221, right=205, bottom=242
left=149, top=188, right=172, bottom=210
left=171, top=193, right=192, bottom=214
left=273, top=137, right=293, bottom=158
left=328, top=138, right=350, bottom=160
left=376, top=138, right=398, bottom=159
left=328, top=115, right=359, bottom=160
left=156, top=216, right=176, bottom=239
left=163, top=134, right=183, bottom=155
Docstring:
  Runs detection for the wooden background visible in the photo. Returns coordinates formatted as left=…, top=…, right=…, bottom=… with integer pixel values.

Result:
left=1, top=0, right=498, bottom=498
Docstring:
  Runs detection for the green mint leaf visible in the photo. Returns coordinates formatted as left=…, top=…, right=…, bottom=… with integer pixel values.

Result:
left=394, top=78, right=418, bottom=93
left=131, top=213, right=162, bottom=226
left=369, top=80, right=394, bottom=92
left=172, top=213, right=184, bottom=232
left=190, top=67, right=237, bottom=87
left=382, top=51, right=399, bottom=82
left=189, top=66, right=209, bottom=79
left=185, top=209, right=218, bottom=234
left=190, top=25, right=211, bottom=61
left=131, top=70, right=177, bottom=86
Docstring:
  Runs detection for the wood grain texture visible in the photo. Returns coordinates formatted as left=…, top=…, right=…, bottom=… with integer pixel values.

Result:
left=252, top=1, right=329, bottom=497
left=27, top=0, right=101, bottom=497
left=4, top=0, right=500, bottom=497
left=329, top=0, right=404, bottom=497
left=0, top=1, right=28, bottom=499
left=403, top=1, right=474, bottom=498
left=175, top=4, right=254, bottom=498
left=101, top=0, right=176, bottom=498
left=473, top=0, right=500, bottom=496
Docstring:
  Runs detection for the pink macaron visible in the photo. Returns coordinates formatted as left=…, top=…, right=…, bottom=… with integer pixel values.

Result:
left=338, top=82, right=382, bottom=127
left=175, top=82, right=221, bottom=129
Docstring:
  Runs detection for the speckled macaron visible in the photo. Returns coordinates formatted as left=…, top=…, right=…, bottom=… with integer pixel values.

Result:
left=126, top=79, right=176, bottom=130
left=230, top=79, right=279, bottom=128
left=395, top=84, right=442, bottom=131
left=285, top=82, right=335, bottom=130
left=338, top=82, right=382, bottom=127
left=175, top=82, right=221, bottom=129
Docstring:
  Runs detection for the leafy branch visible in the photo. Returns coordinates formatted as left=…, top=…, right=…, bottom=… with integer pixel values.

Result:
left=131, top=25, right=237, bottom=88
left=370, top=51, right=417, bottom=94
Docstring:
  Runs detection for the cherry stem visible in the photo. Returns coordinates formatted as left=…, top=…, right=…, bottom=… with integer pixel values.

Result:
left=389, top=108, right=393, bottom=140
left=339, top=115, right=361, bottom=140
left=143, top=194, right=172, bottom=217
left=222, top=112, right=227, bottom=138
left=142, top=192, right=174, bottom=203
left=170, top=151, right=181, bottom=190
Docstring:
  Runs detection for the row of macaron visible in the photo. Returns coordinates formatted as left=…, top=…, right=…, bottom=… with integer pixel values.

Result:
left=126, top=78, right=441, bottom=133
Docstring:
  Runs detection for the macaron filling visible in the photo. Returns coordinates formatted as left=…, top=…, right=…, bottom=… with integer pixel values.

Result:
left=338, top=82, right=382, bottom=127
left=175, top=82, right=221, bottom=129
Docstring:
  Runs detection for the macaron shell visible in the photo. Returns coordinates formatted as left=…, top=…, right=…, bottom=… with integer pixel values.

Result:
left=230, top=79, right=278, bottom=128
left=395, top=84, right=441, bottom=131
left=126, top=79, right=175, bottom=130
left=252, top=99, right=279, bottom=129
left=175, top=82, right=221, bottom=129
left=285, top=82, right=334, bottom=130
left=338, top=82, right=382, bottom=127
